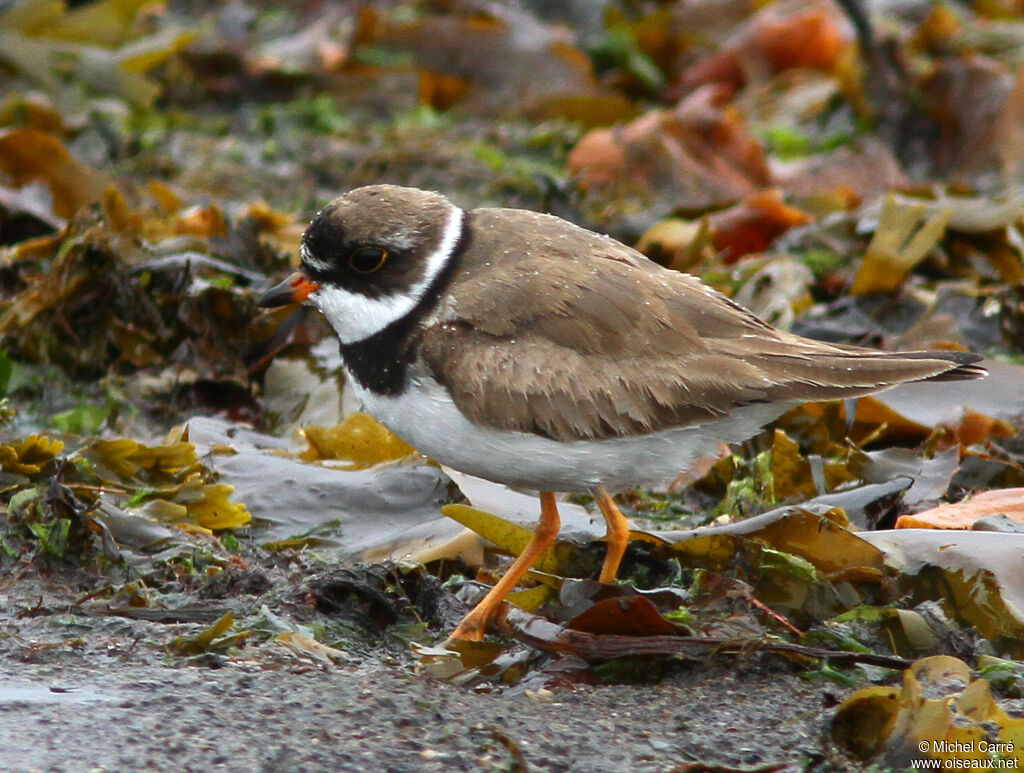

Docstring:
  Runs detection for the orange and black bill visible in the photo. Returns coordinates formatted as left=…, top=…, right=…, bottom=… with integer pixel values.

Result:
left=258, top=272, right=320, bottom=308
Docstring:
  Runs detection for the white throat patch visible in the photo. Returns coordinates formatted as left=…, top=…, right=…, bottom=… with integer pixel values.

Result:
left=310, top=202, right=464, bottom=344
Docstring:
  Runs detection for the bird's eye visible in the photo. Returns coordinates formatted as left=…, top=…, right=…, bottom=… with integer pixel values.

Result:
left=348, top=246, right=388, bottom=274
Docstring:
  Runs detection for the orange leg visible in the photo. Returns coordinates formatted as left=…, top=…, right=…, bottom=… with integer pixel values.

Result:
left=448, top=491, right=561, bottom=642
left=592, top=485, right=628, bottom=584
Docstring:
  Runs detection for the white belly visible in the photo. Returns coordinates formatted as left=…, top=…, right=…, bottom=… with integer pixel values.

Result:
left=348, top=369, right=788, bottom=492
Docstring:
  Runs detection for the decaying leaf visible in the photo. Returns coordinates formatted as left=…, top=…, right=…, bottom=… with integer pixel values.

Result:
left=730, top=256, right=815, bottom=330
left=771, top=138, right=907, bottom=199
left=0, top=434, right=64, bottom=475
left=768, top=427, right=856, bottom=502
left=0, top=0, right=199, bottom=106
left=8, top=0, right=152, bottom=46
left=0, top=176, right=288, bottom=394
left=938, top=189, right=1024, bottom=233
left=568, top=85, right=771, bottom=209
left=861, top=530, right=1024, bottom=644
left=896, top=488, right=1024, bottom=530
left=173, top=475, right=251, bottom=531
left=847, top=446, right=960, bottom=511
left=505, top=584, right=557, bottom=614
left=851, top=193, right=952, bottom=295
left=368, top=6, right=600, bottom=115
left=834, top=655, right=1024, bottom=766
left=0, top=127, right=109, bottom=218
left=661, top=506, right=887, bottom=582
left=83, top=436, right=250, bottom=531
left=831, top=684, right=903, bottom=759
left=442, top=503, right=568, bottom=576
left=564, top=586, right=688, bottom=637
left=300, top=412, right=415, bottom=468
left=636, top=217, right=714, bottom=272
left=92, top=438, right=198, bottom=478
left=922, top=55, right=1023, bottom=177
left=276, top=631, right=352, bottom=666
left=676, top=1, right=851, bottom=95
left=707, top=189, right=814, bottom=263
left=170, top=610, right=250, bottom=654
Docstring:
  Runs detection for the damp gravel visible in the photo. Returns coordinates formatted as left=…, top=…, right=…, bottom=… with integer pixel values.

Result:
left=0, top=658, right=856, bottom=772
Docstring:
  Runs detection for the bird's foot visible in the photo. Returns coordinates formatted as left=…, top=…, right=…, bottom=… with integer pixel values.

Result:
left=445, top=615, right=488, bottom=645
left=445, top=599, right=508, bottom=645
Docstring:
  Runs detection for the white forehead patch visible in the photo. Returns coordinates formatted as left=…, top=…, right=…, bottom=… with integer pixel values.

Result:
left=310, top=201, right=464, bottom=344
left=299, top=243, right=331, bottom=274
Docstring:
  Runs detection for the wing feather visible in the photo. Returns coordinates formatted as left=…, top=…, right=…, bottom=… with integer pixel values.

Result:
left=416, top=209, right=979, bottom=442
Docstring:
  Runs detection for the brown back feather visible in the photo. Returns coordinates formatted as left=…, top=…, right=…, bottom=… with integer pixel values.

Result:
left=417, top=209, right=984, bottom=442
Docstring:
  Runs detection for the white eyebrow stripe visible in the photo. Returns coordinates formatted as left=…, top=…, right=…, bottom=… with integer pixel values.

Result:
left=310, top=201, right=465, bottom=345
